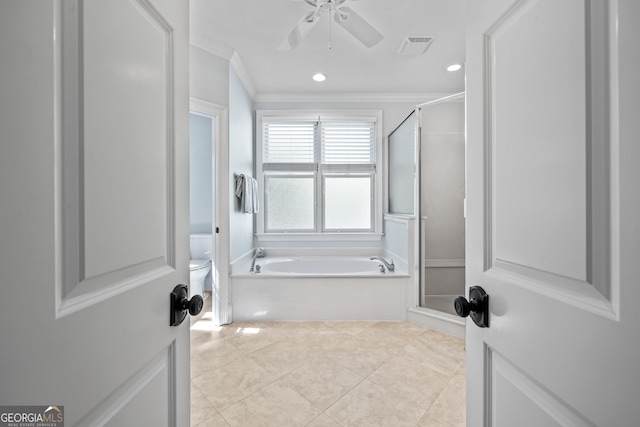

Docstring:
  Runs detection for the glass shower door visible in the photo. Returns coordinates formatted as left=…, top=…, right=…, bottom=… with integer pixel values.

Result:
left=418, top=97, right=465, bottom=316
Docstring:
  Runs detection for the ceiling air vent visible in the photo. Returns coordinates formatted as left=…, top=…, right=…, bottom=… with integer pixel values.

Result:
left=397, top=36, right=435, bottom=55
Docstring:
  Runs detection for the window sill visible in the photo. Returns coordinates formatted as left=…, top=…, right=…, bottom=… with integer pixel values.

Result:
left=256, top=232, right=384, bottom=242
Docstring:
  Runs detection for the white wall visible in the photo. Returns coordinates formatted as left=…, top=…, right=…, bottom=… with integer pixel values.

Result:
left=190, top=46, right=229, bottom=106
left=190, top=47, right=257, bottom=319
left=228, top=66, right=255, bottom=262
left=189, top=45, right=257, bottom=262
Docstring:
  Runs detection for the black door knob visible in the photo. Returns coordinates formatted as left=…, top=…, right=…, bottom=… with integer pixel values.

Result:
left=170, top=284, right=204, bottom=326
left=454, top=296, right=472, bottom=317
left=454, top=286, right=489, bottom=328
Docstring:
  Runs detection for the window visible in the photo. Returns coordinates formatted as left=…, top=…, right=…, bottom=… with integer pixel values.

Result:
left=256, top=110, right=383, bottom=240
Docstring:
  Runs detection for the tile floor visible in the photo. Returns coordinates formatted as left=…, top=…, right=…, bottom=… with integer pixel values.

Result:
left=190, top=294, right=466, bottom=427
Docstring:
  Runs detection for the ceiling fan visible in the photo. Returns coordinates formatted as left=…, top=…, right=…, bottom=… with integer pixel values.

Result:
left=278, top=0, right=384, bottom=51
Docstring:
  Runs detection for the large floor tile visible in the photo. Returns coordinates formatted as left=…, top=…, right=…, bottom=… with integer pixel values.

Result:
left=248, top=338, right=326, bottom=378
left=402, top=341, right=464, bottom=377
left=305, top=413, right=342, bottom=427
left=327, top=338, right=397, bottom=377
left=270, top=321, right=340, bottom=342
left=352, top=327, right=416, bottom=350
left=194, top=410, right=230, bottom=427
left=191, top=357, right=276, bottom=411
left=279, top=359, right=364, bottom=411
left=417, top=367, right=466, bottom=427
left=191, top=338, right=246, bottom=379
left=325, top=379, right=428, bottom=426
left=368, top=321, right=431, bottom=337
left=220, top=382, right=321, bottom=427
left=416, top=328, right=466, bottom=360
left=324, top=321, right=376, bottom=336
left=367, top=354, right=451, bottom=411
left=191, top=384, right=220, bottom=426
left=287, top=327, right=356, bottom=352
left=222, top=323, right=285, bottom=353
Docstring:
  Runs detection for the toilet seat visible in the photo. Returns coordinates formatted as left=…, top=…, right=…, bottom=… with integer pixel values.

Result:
left=190, top=259, right=210, bottom=271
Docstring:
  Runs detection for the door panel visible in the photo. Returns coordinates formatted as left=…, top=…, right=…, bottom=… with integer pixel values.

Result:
left=62, top=0, right=176, bottom=308
left=77, top=345, right=174, bottom=426
left=0, top=1, right=189, bottom=425
left=489, top=350, right=592, bottom=427
left=83, top=0, right=169, bottom=279
left=466, top=0, right=640, bottom=426
left=490, top=0, right=588, bottom=281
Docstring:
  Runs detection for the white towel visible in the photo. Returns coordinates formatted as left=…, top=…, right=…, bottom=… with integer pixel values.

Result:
left=235, top=174, right=250, bottom=213
left=235, top=174, right=259, bottom=214
left=250, top=176, right=259, bottom=213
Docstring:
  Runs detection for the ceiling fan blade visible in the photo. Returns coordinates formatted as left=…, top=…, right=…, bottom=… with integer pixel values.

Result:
left=333, top=6, right=383, bottom=48
left=278, top=14, right=320, bottom=51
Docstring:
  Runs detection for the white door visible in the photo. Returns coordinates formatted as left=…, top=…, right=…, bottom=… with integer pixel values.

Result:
left=0, top=1, right=190, bottom=425
left=465, top=0, right=640, bottom=425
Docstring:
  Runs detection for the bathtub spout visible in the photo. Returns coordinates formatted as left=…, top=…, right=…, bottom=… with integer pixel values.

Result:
left=370, top=256, right=395, bottom=272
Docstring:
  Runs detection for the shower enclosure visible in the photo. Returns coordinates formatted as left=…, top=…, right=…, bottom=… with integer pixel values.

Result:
left=387, top=93, right=465, bottom=319
left=418, top=94, right=465, bottom=315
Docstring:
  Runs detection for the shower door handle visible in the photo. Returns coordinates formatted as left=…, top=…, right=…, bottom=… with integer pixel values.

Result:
left=170, top=284, right=203, bottom=326
left=454, top=286, right=489, bottom=328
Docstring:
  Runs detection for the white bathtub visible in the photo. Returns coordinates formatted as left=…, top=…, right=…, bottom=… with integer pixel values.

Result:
left=254, top=256, right=391, bottom=276
left=230, top=251, right=412, bottom=322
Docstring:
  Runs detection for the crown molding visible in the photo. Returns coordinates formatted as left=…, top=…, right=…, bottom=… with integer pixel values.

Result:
left=253, top=92, right=456, bottom=104
left=230, top=52, right=257, bottom=100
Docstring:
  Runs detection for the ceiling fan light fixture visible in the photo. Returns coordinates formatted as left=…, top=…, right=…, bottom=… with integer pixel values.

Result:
left=280, top=0, right=384, bottom=51
left=312, top=73, right=327, bottom=82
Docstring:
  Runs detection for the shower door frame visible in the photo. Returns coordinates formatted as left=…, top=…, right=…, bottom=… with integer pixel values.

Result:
left=408, top=92, right=466, bottom=337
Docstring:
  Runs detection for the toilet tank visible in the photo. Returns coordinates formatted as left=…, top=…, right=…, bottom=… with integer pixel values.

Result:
left=190, top=234, right=212, bottom=260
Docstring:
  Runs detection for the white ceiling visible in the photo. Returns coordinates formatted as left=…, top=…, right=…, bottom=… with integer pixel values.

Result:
left=190, top=0, right=465, bottom=98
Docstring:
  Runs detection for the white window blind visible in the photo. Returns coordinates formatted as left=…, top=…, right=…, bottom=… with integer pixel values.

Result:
left=321, top=121, right=375, bottom=164
left=262, top=118, right=375, bottom=166
left=262, top=121, right=317, bottom=163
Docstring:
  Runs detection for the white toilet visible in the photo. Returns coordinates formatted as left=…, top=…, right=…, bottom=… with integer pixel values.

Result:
left=190, top=234, right=212, bottom=298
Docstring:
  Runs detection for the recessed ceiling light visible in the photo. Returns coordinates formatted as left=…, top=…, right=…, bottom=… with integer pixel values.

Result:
left=312, top=73, right=327, bottom=82
left=447, top=64, right=462, bottom=72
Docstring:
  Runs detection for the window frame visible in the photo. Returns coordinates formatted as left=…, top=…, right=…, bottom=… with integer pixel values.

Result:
left=256, top=110, right=383, bottom=241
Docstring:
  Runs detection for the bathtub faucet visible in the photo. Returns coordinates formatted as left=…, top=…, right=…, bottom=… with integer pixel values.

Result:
left=370, top=256, right=395, bottom=272
left=250, top=247, right=265, bottom=272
